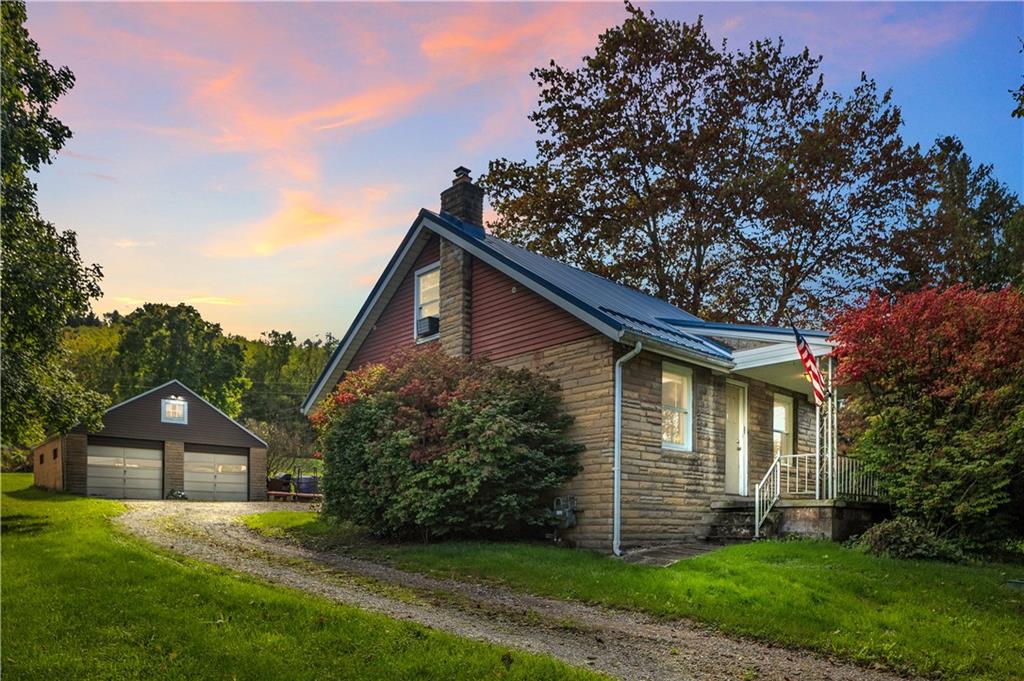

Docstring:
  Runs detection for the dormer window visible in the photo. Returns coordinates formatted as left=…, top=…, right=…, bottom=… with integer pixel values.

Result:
left=161, top=397, right=188, bottom=424
left=414, top=263, right=440, bottom=341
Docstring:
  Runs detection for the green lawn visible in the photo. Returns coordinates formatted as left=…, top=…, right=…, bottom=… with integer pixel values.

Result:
left=0, top=474, right=601, bottom=681
left=247, top=510, right=1024, bottom=681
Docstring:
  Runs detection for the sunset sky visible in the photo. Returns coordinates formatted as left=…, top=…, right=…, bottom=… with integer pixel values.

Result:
left=28, top=1, right=1024, bottom=340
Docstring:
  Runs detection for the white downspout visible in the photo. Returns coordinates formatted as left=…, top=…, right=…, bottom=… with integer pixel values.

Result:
left=613, top=341, right=643, bottom=556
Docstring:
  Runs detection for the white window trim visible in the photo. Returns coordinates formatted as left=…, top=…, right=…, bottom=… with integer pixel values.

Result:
left=661, top=362, right=693, bottom=452
left=412, top=261, right=441, bottom=343
left=772, top=393, right=794, bottom=458
left=161, top=398, right=188, bottom=425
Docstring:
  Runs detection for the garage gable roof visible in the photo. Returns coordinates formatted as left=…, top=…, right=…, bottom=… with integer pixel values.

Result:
left=87, top=380, right=267, bottom=448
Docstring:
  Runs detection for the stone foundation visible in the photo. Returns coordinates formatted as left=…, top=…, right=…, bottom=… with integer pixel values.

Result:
left=776, top=499, right=889, bottom=540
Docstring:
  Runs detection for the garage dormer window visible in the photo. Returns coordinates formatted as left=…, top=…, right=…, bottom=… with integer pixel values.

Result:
left=414, top=263, right=440, bottom=341
left=161, top=397, right=188, bottom=424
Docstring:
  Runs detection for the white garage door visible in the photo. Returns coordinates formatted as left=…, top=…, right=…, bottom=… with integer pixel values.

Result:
left=184, top=451, right=248, bottom=501
left=87, top=445, right=163, bottom=499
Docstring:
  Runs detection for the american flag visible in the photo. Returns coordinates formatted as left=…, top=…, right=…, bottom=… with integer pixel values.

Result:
left=793, top=326, right=827, bottom=406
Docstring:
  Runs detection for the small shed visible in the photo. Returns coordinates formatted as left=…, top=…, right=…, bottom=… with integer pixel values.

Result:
left=33, top=380, right=268, bottom=501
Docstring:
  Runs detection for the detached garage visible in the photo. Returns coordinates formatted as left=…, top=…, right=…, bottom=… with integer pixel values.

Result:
left=33, top=380, right=268, bottom=501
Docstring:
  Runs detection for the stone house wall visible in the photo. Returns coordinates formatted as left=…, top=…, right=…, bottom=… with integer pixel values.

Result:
left=495, top=335, right=616, bottom=550
left=613, top=349, right=818, bottom=547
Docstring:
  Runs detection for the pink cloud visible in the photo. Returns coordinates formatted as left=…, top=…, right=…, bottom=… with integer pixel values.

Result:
left=204, top=184, right=405, bottom=259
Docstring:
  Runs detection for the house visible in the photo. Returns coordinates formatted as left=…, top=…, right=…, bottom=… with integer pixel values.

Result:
left=303, top=168, right=881, bottom=552
left=34, top=380, right=268, bottom=501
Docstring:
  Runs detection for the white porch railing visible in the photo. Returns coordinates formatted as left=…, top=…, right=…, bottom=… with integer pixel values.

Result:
left=754, top=454, right=879, bottom=537
left=825, top=455, right=879, bottom=501
left=754, top=457, right=780, bottom=538
left=780, top=453, right=818, bottom=496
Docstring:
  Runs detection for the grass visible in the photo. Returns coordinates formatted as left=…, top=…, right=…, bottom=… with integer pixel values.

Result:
left=246, top=510, right=1024, bottom=681
left=0, top=474, right=602, bottom=681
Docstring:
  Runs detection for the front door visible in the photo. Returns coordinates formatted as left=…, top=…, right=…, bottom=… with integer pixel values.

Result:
left=724, top=382, right=748, bottom=495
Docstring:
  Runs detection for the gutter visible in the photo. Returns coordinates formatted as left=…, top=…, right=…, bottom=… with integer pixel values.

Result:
left=613, top=340, right=643, bottom=556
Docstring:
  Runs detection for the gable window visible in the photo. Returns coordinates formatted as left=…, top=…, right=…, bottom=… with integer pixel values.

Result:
left=662, top=363, right=693, bottom=451
left=39, top=453, right=44, bottom=465
left=772, top=394, right=793, bottom=458
left=161, top=397, right=188, bottom=424
left=414, top=263, right=440, bottom=341
left=52, top=448, right=58, bottom=460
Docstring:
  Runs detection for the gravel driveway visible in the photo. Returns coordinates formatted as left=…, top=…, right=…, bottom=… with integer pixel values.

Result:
left=117, top=500, right=908, bottom=681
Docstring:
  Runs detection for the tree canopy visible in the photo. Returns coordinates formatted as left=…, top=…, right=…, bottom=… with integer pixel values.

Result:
left=56, top=312, right=336, bottom=468
left=238, top=330, right=337, bottom=469
left=1, top=0, right=106, bottom=447
left=886, top=136, right=1023, bottom=292
left=115, top=304, right=250, bottom=417
left=481, top=3, right=922, bottom=324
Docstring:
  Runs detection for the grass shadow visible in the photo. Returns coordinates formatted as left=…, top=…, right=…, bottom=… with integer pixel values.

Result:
left=1, top=513, right=51, bottom=536
left=3, top=487, right=80, bottom=502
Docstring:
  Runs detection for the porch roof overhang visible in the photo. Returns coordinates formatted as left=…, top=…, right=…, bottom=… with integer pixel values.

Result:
left=731, top=341, right=836, bottom=398
left=662, top=319, right=831, bottom=344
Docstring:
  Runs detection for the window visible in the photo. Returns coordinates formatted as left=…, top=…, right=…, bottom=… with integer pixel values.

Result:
left=772, top=394, right=793, bottom=458
left=161, top=398, right=188, bottom=424
left=39, top=453, right=44, bottom=465
left=52, top=448, right=58, bottom=460
left=662, top=363, right=693, bottom=450
left=414, top=263, right=440, bottom=340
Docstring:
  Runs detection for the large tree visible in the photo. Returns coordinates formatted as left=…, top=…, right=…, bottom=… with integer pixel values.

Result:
left=481, top=4, right=922, bottom=324
left=1, top=0, right=106, bottom=447
left=115, top=304, right=249, bottom=416
left=886, top=136, right=1023, bottom=292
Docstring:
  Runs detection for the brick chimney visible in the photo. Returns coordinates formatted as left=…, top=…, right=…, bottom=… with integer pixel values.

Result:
left=440, top=166, right=484, bottom=228
left=437, top=167, right=478, bottom=357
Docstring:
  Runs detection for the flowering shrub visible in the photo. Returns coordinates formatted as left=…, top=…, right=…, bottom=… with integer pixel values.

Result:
left=832, top=287, right=1024, bottom=549
left=311, top=347, right=583, bottom=541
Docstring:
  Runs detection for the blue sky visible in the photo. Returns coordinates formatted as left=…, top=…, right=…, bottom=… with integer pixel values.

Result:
left=27, top=1, right=1024, bottom=339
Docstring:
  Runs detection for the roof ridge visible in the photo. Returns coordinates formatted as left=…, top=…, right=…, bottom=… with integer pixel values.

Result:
left=427, top=210, right=700, bottom=322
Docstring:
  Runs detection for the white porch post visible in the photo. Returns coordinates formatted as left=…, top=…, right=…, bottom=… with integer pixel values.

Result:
left=814, top=401, right=821, bottom=500
left=823, top=356, right=831, bottom=499
left=833, top=358, right=839, bottom=498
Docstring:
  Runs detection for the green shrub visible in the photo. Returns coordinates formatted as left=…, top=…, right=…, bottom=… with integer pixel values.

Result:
left=311, top=347, right=583, bottom=541
left=856, top=517, right=965, bottom=562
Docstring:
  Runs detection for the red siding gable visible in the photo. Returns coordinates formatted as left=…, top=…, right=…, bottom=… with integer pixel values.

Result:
left=350, top=235, right=440, bottom=367
left=471, top=257, right=595, bottom=361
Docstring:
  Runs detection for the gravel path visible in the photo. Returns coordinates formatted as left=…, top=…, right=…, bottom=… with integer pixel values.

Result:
left=117, top=501, right=908, bottom=681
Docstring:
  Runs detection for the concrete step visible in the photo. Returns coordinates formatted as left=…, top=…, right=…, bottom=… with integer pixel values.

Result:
left=706, top=505, right=780, bottom=541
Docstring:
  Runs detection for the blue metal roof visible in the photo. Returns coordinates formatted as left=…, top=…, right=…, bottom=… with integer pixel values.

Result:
left=661, top=318, right=830, bottom=340
left=304, top=208, right=828, bottom=411
left=426, top=211, right=731, bottom=362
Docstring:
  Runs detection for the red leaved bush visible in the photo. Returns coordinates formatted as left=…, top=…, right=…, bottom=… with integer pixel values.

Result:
left=832, top=286, right=1024, bottom=400
left=311, top=345, right=583, bottom=540
left=830, top=286, right=1024, bottom=549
